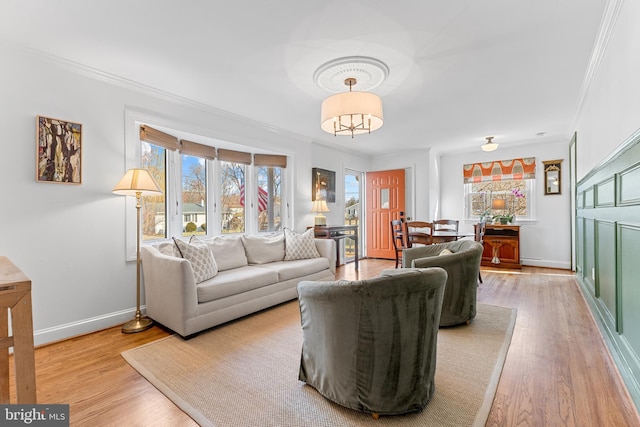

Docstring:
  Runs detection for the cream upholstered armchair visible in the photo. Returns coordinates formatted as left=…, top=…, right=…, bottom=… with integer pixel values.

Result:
left=297, top=268, right=447, bottom=417
left=402, top=240, right=483, bottom=327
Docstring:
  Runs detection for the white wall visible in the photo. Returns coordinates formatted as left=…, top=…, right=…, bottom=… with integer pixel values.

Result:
left=0, top=42, right=323, bottom=345
left=439, top=139, right=572, bottom=269
left=309, top=143, right=371, bottom=228
left=575, top=0, right=640, bottom=179
left=370, top=149, right=431, bottom=220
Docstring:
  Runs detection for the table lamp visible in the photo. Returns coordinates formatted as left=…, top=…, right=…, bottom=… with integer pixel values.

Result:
left=491, top=198, right=506, bottom=211
left=312, top=199, right=330, bottom=226
left=113, top=168, right=162, bottom=333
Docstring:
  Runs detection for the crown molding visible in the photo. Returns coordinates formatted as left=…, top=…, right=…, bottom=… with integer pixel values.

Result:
left=2, top=38, right=317, bottom=145
left=572, top=0, right=624, bottom=128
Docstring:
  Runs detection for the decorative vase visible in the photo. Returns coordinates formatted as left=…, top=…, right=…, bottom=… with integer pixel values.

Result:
left=499, top=217, right=509, bottom=225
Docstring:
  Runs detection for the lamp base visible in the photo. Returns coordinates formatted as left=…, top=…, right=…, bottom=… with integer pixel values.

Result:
left=314, top=214, right=327, bottom=226
left=122, top=316, right=153, bottom=334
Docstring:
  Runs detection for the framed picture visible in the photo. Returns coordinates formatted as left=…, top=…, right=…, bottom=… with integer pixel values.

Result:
left=542, top=159, right=562, bottom=195
left=312, top=167, right=336, bottom=202
left=36, top=115, right=82, bottom=184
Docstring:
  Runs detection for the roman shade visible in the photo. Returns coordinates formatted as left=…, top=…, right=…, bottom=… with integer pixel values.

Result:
left=139, top=125, right=179, bottom=151
left=180, top=139, right=216, bottom=160
left=463, top=157, right=536, bottom=183
left=254, top=154, right=287, bottom=168
left=217, top=149, right=252, bottom=164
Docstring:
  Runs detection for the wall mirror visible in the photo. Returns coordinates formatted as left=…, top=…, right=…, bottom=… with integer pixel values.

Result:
left=543, top=159, right=563, bottom=195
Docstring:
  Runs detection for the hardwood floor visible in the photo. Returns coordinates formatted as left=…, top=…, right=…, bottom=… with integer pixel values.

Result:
left=8, top=260, right=640, bottom=426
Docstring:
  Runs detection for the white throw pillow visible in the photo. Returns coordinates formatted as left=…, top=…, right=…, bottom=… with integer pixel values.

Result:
left=156, top=242, right=180, bottom=257
left=284, top=228, right=321, bottom=261
left=241, top=233, right=285, bottom=264
left=172, top=237, right=218, bottom=283
left=202, top=235, right=248, bottom=271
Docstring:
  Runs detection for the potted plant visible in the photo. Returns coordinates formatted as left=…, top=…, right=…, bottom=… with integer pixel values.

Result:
left=493, top=214, right=513, bottom=225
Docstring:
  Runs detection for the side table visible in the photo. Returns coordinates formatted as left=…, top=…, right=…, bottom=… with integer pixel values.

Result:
left=312, top=225, right=359, bottom=271
left=0, top=256, right=36, bottom=403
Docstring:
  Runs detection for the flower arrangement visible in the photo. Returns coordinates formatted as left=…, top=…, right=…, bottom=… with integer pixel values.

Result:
left=491, top=188, right=524, bottom=224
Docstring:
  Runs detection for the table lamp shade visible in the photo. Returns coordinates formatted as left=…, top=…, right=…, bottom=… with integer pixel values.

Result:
left=491, top=198, right=506, bottom=210
left=311, top=199, right=330, bottom=214
left=113, top=169, right=162, bottom=196
left=312, top=199, right=329, bottom=226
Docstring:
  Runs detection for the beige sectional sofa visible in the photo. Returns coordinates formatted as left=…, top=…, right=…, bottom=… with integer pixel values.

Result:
left=140, top=229, right=336, bottom=337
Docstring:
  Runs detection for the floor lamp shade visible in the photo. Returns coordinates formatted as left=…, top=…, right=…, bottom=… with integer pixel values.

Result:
left=113, top=168, right=162, bottom=196
left=113, top=168, right=162, bottom=333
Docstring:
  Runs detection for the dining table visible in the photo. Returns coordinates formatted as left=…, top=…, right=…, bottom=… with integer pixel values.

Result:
left=408, top=230, right=475, bottom=245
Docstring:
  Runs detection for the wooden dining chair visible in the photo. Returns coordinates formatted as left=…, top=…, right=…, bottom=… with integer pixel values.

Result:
left=390, top=219, right=410, bottom=268
left=474, top=221, right=486, bottom=284
left=406, top=221, right=434, bottom=247
left=433, top=219, right=459, bottom=233
left=432, top=219, right=459, bottom=243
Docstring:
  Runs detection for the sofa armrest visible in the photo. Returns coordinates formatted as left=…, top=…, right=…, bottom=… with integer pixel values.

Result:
left=314, top=238, right=336, bottom=274
left=402, top=245, right=445, bottom=268
left=140, top=246, right=199, bottom=330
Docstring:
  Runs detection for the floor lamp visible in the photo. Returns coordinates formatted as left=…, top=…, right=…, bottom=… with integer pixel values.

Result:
left=113, top=168, right=162, bottom=333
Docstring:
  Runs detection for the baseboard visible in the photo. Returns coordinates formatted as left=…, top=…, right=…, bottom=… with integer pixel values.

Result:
left=521, top=258, right=571, bottom=269
left=33, top=306, right=146, bottom=347
left=576, top=276, right=640, bottom=412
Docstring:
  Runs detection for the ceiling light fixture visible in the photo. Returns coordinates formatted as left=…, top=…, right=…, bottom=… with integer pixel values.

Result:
left=320, top=78, right=383, bottom=138
left=315, top=56, right=387, bottom=138
left=481, top=136, right=499, bottom=152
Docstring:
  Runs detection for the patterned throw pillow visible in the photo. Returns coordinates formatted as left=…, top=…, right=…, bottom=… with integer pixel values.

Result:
left=172, top=237, right=218, bottom=283
left=284, top=228, right=320, bottom=261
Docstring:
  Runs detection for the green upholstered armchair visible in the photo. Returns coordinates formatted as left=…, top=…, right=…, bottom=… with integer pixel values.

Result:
left=297, top=268, right=447, bottom=417
left=402, top=240, right=483, bottom=327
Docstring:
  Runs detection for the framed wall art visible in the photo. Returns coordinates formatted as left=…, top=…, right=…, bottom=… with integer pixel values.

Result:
left=36, top=115, right=82, bottom=184
left=542, top=159, right=562, bottom=195
left=312, top=167, right=336, bottom=202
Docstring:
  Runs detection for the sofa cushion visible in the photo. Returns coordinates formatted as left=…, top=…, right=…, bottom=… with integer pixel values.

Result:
left=172, top=237, right=218, bottom=283
left=241, top=233, right=285, bottom=264
left=284, top=228, right=321, bottom=261
left=254, top=257, right=331, bottom=282
left=201, top=236, right=248, bottom=271
left=196, top=266, right=279, bottom=303
left=156, top=242, right=180, bottom=257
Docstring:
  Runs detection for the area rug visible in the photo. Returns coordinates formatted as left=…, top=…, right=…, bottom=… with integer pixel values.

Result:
left=122, top=302, right=516, bottom=427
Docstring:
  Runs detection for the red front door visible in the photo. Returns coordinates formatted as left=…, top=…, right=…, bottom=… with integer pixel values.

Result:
left=365, top=169, right=405, bottom=259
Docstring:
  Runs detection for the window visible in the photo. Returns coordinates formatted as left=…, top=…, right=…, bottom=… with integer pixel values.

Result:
left=181, top=154, right=207, bottom=236
left=344, top=170, right=362, bottom=261
left=463, top=157, right=536, bottom=221
left=256, top=166, right=282, bottom=231
left=136, top=125, right=287, bottom=239
left=255, top=154, right=286, bottom=232
left=464, top=179, right=534, bottom=221
left=141, top=141, right=167, bottom=241
left=220, top=161, right=246, bottom=234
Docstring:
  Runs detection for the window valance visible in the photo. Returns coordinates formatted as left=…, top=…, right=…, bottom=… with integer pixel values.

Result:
left=254, top=154, right=287, bottom=168
left=139, top=125, right=179, bottom=150
left=217, top=148, right=252, bottom=164
left=463, top=157, right=536, bottom=183
left=180, top=139, right=216, bottom=160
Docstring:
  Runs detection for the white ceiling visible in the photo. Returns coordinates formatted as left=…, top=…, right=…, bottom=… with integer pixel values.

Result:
left=0, top=1, right=606, bottom=156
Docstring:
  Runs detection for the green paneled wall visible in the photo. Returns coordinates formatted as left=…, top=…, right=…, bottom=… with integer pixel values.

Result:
left=576, top=130, right=640, bottom=409
left=596, top=220, right=616, bottom=328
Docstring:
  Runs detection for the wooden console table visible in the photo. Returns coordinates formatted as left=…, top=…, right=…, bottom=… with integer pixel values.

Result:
left=312, top=225, right=359, bottom=271
left=0, top=257, right=36, bottom=403
left=479, top=224, right=521, bottom=269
